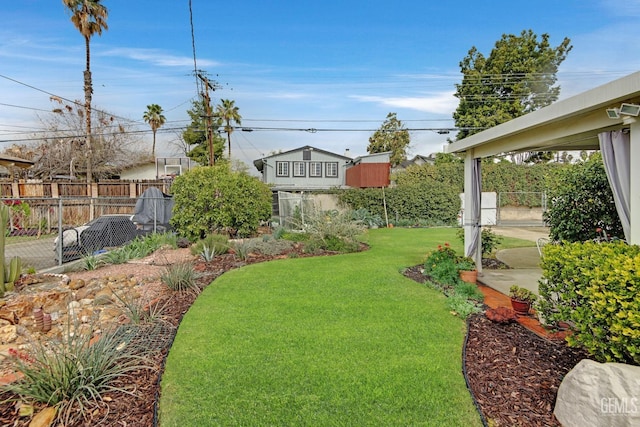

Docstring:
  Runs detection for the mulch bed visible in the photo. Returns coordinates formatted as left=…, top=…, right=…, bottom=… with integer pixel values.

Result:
left=403, top=260, right=588, bottom=426
left=465, top=314, right=587, bottom=426
left=0, top=250, right=588, bottom=426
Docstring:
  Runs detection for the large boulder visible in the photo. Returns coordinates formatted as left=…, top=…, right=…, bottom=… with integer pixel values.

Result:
left=554, top=359, right=640, bottom=427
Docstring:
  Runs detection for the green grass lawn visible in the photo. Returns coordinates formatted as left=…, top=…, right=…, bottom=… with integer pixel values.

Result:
left=159, top=228, right=482, bottom=426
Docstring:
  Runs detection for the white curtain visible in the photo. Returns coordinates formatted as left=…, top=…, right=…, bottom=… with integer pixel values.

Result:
left=599, top=130, right=630, bottom=242
left=466, top=158, right=482, bottom=258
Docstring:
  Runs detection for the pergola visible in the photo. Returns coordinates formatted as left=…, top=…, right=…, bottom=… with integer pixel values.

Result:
left=447, top=71, right=640, bottom=270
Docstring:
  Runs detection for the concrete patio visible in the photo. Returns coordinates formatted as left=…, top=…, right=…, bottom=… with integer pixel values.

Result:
left=478, top=227, right=547, bottom=296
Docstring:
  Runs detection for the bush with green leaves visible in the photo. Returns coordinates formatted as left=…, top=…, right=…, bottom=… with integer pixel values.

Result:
left=544, top=153, right=623, bottom=242
left=170, top=165, right=272, bottom=240
left=291, top=208, right=366, bottom=253
left=456, top=226, right=503, bottom=257
left=538, top=241, right=640, bottom=364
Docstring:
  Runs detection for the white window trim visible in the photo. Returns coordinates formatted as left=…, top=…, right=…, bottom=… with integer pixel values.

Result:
left=276, top=161, right=289, bottom=177
left=293, top=161, right=305, bottom=177
left=309, top=162, right=322, bottom=177
left=325, top=162, right=338, bottom=177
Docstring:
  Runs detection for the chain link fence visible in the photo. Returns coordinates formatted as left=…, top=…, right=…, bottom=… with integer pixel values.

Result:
left=496, top=192, right=547, bottom=226
left=2, top=196, right=172, bottom=272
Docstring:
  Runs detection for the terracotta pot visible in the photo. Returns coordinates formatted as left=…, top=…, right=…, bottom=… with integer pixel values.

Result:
left=459, top=270, right=478, bottom=284
left=510, top=298, right=531, bottom=315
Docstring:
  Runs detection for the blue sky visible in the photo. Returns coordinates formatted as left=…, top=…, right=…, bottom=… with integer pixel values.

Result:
left=1, top=0, right=640, bottom=171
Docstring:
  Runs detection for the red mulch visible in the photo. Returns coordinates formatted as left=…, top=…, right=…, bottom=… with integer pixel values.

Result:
left=402, top=262, right=588, bottom=426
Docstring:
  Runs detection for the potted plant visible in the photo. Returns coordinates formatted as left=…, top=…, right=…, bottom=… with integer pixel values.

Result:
left=509, top=285, right=537, bottom=315
left=457, top=257, right=477, bottom=284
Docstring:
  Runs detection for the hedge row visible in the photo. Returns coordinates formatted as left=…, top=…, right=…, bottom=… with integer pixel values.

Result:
left=393, top=161, right=558, bottom=207
left=538, top=241, right=640, bottom=365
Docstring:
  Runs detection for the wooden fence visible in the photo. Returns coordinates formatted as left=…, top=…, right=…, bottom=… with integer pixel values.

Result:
left=0, top=180, right=172, bottom=199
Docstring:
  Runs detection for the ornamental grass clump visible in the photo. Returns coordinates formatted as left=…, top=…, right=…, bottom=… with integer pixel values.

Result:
left=161, top=262, right=199, bottom=293
left=2, top=324, right=152, bottom=425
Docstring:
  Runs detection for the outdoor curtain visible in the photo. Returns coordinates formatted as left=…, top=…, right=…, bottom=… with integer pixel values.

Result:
left=599, top=130, right=630, bottom=242
left=466, top=157, right=482, bottom=258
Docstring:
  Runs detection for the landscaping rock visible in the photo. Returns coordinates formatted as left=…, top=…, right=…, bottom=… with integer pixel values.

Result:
left=554, top=359, right=640, bottom=427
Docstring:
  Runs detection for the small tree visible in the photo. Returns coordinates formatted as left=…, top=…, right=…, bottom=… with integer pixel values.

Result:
left=544, top=153, right=623, bottom=242
left=182, top=99, right=225, bottom=166
left=367, top=112, right=410, bottom=167
left=170, top=165, right=272, bottom=240
left=453, top=30, right=572, bottom=140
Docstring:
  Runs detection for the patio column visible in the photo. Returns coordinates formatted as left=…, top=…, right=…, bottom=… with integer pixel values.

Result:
left=630, top=120, right=640, bottom=245
left=463, top=150, right=482, bottom=272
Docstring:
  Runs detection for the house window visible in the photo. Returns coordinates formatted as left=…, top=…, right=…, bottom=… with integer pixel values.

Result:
left=309, top=162, right=322, bottom=177
left=325, top=162, right=338, bottom=177
left=293, top=161, right=305, bottom=177
left=276, top=161, right=289, bottom=177
left=303, top=149, right=311, bottom=161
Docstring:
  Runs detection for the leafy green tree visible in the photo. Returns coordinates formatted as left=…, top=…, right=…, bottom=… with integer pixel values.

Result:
left=433, top=152, right=462, bottom=165
left=367, top=112, right=410, bottom=167
left=215, top=99, right=242, bottom=158
left=544, top=153, right=623, bottom=242
left=63, top=0, right=109, bottom=183
left=170, top=165, right=272, bottom=240
left=143, top=104, right=166, bottom=157
left=182, top=100, right=225, bottom=166
left=453, top=30, right=572, bottom=140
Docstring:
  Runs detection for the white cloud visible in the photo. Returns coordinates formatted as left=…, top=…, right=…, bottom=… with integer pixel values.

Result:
left=100, top=47, right=219, bottom=68
left=349, top=91, right=457, bottom=114
left=599, top=0, right=640, bottom=16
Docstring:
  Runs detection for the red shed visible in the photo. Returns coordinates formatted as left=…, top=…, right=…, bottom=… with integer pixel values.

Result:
left=345, top=152, right=391, bottom=188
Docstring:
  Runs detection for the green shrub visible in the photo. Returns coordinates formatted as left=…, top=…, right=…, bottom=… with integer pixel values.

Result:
left=336, top=179, right=460, bottom=227
left=544, top=153, right=623, bottom=242
left=456, top=227, right=503, bottom=257
left=191, top=233, right=230, bottom=258
left=538, top=241, right=640, bottom=364
left=231, top=240, right=254, bottom=260
left=446, top=294, right=483, bottom=318
left=170, top=165, right=272, bottom=240
left=280, top=231, right=310, bottom=242
left=292, top=208, right=366, bottom=253
left=350, top=208, right=384, bottom=228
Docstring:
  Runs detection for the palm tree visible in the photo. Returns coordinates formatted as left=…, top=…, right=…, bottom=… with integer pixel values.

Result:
left=215, top=99, right=242, bottom=158
left=143, top=104, right=166, bottom=157
left=63, top=0, right=108, bottom=183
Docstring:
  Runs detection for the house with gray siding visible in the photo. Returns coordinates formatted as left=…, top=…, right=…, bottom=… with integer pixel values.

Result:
left=253, top=146, right=352, bottom=190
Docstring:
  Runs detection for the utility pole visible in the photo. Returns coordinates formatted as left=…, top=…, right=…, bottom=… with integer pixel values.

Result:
left=196, top=72, right=218, bottom=166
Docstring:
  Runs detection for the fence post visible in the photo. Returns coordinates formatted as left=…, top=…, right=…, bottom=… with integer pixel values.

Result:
left=57, top=198, right=63, bottom=266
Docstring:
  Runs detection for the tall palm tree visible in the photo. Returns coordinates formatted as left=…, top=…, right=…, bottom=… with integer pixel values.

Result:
left=63, top=0, right=108, bottom=183
left=143, top=104, right=166, bottom=157
left=215, top=99, right=241, bottom=158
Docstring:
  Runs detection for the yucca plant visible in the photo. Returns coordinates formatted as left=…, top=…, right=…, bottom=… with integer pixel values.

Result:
left=190, top=234, right=229, bottom=258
